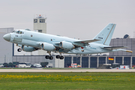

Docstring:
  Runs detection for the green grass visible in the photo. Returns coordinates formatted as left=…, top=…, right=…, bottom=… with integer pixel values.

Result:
left=0, top=72, right=135, bottom=90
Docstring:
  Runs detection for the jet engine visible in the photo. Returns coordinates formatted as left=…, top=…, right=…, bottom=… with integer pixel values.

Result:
left=41, top=42, right=56, bottom=51
left=22, top=46, right=36, bottom=52
left=60, top=41, right=75, bottom=50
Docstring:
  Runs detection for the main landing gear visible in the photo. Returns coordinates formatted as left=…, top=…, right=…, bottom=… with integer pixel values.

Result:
left=45, top=55, right=53, bottom=60
left=45, top=51, right=53, bottom=60
left=45, top=55, right=64, bottom=60
left=56, top=52, right=64, bottom=59
left=56, top=55, right=64, bottom=59
left=45, top=51, right=64, bottom=60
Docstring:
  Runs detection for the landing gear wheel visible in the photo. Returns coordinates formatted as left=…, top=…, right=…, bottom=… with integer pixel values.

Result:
left=49, top=56, right=53, bottom=60
left=45, top=55, right=53, bottom=60
left=56, top=55, right=60, bottom=59
left=60, top=56, right=64, bottom=59
left=17, top=48, right=22, bottom=52
left=45, top=55, right=50, bottom=59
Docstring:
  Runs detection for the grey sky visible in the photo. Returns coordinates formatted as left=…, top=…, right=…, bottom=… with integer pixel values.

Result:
left=0, top=0, right=135, bottom=40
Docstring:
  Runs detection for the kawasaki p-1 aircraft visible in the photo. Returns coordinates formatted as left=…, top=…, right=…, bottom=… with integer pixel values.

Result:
left=3, top=23, right=132, bottom=60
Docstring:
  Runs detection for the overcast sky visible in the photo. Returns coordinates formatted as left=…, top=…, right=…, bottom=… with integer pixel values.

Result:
left=0, top=0, right=135, bottom=40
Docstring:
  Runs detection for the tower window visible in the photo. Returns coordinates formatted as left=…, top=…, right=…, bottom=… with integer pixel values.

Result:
left=38, top=30, right=42, bottom=33
left=40, top=19, right=45, bottom=23
left=34, top=19, right=37, bottom=23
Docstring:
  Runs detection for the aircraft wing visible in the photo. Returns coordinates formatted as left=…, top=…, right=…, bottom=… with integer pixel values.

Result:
left=74, top=39, right=99, bottom=44
left=54, top=39, right=99, bottom=47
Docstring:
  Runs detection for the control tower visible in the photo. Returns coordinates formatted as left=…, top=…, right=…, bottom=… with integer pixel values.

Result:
left=33, top=15, right=47, bottom=55
left=33, top=15, right=47, bottom=33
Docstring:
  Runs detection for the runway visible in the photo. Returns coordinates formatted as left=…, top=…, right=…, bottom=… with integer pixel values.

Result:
left=0, top=69, right=135, bottom=72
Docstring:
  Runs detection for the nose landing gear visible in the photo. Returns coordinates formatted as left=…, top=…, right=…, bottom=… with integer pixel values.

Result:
left=17, top=48, right=22, bottom=52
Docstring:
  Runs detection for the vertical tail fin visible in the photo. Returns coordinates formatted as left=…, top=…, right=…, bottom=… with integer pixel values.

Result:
left=93, top=23, right=116, bottom=45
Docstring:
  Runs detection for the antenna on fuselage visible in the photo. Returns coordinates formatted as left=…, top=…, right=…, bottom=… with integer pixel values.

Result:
left=25, top=29, right=31, bottom=31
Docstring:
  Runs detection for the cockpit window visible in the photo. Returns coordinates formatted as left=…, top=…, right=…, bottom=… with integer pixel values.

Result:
left=16, top=31, right=20, bottom=34
left=20, top=31, right=23, bottom=34
left=15, top=31, right=24, bottom=34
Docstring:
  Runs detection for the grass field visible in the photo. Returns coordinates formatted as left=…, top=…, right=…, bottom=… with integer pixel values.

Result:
left=0, top=72, right=135, bottom=90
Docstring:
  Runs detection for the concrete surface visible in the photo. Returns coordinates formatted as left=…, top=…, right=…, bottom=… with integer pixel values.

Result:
left=0, top=69, right=135, bottom=72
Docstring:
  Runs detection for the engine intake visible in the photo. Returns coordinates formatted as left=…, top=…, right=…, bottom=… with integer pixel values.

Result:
left=60, top=41, right=75, bottom=50
left=41, top=42, right=56, bottom=51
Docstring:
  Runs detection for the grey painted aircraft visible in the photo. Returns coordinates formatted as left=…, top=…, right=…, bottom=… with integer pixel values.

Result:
left=3, top=23, right=132, bottom=60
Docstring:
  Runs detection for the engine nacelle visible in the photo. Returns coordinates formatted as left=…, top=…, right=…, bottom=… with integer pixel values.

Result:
left=22, top=46, right=36, bottom=52
left=60, top=41, right=75, bottom=50
left=41, top=42, right=56, bottom=51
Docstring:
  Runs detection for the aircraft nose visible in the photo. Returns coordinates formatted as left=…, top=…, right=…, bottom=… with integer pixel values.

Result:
left=3, top=34, right=11, bottom=41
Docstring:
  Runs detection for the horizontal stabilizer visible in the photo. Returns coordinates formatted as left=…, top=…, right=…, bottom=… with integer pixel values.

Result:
left=74, top=39, right=99, bottom=44
left=103, top=46, right=126, bottom=50
left=103, top=46, right=132, bottom=53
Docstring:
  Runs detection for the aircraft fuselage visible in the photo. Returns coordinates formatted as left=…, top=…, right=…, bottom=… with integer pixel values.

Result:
left=4, top=29, right=110, bottom=54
